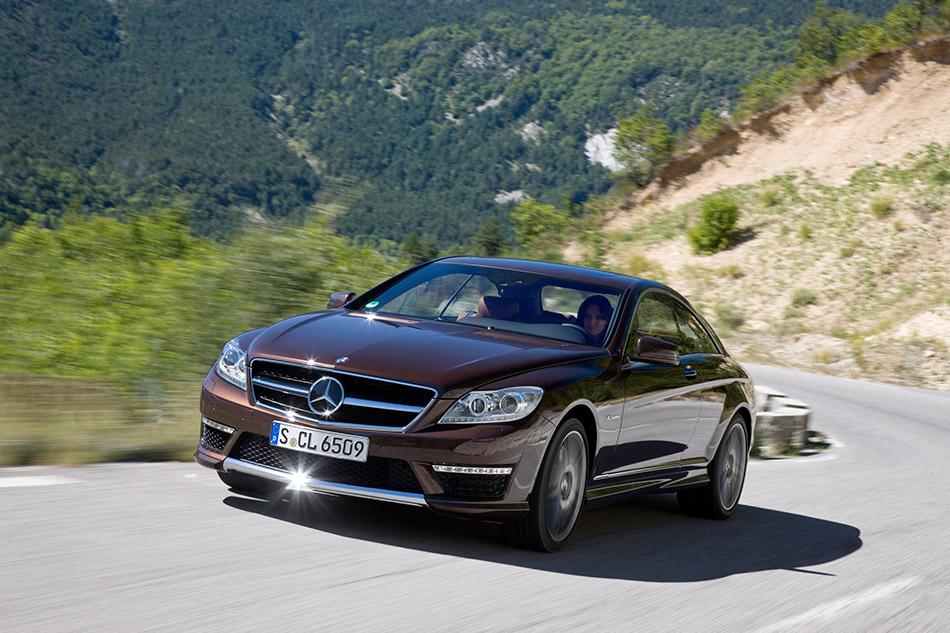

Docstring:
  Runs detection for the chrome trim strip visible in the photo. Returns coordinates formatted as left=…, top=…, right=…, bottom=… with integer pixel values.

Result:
left=255, top=400, right=435, bottom=433
left=661, top=473, right=709, bottom=489
left=252, top=377, right=309, bottom=397
left=222, top=458, right=429, bottom=507
left=593, top=460, right=681, bottom=481
left=432, top=465, right=513, bottom=476
left=344, top=397, right=424, bottom=414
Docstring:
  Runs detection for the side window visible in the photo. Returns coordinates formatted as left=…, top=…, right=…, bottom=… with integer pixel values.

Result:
left=626, top=292, right=679, bottom=354
left=671, top=300, right=719, bottom=355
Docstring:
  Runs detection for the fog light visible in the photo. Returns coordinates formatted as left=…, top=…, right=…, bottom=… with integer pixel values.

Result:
left=201, top=416, right=235, bottom=434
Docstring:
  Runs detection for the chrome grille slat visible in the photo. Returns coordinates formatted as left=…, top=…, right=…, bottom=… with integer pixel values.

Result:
left=252, top=376, right=310, bottom=397
left=250, top=359, right=437, bottom=430
left=344, top=397, right=424, bottom=413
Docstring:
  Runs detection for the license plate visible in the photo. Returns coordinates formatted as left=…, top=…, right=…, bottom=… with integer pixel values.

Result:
left=269, top=422, right=368, bottom=463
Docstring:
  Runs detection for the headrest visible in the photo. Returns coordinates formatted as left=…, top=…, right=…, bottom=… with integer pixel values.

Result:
left=477, top=296, right=519, bottom=320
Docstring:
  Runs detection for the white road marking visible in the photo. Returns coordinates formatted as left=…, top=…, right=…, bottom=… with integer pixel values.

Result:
left=0, top=475, right=79, bottom=488
left=752, top=576, right=920, bottom=633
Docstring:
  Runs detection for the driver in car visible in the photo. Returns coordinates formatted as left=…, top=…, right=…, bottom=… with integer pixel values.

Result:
left=577, top=295, right=613, bottom=345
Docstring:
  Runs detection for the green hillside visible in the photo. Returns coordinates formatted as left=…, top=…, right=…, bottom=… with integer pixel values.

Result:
left=1, top=0, right=896, bottom=244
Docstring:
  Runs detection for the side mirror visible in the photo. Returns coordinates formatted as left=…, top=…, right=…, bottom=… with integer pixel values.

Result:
left=327, top=291, right=356, bottom=310
left=627, top=336, right=680, bottom=367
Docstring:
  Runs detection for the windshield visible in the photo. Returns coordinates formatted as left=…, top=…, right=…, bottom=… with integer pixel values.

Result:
left=355, top=263, right=622, bottom=347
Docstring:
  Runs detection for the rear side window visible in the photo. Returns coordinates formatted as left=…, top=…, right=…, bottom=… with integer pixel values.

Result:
left=628, top=292, right=678, bottom=353
left=670, top=300, right=719, bottom=355
left=627, top=292, right=718, bottom=355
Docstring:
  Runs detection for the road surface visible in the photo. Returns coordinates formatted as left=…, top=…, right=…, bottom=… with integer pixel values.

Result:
left=1, top=364, right=948, bottom=632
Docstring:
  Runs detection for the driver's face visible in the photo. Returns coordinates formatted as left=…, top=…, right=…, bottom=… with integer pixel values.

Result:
left=581, top=305, right=607, bottom=338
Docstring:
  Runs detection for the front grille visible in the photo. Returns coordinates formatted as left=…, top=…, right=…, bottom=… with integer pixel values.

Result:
left=201, top=423, right=231, bottom=452
left=232, top=432, right=422, bottom=494
left=250, top=359, right=436, bottom=429
left=435, top=472, right=511, bottom=498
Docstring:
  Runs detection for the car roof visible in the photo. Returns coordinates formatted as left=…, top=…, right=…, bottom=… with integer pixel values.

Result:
left=437, top=256, right=662, bottom=293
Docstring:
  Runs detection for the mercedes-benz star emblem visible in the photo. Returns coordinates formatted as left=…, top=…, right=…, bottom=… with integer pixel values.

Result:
left=308, top=376, right=345, bottom=416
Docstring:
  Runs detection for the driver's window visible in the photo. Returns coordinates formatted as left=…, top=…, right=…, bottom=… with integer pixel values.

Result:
left=626, top=293, right=678, bottom=354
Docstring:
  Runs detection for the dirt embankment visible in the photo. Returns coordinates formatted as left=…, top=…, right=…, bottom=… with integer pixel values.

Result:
left=607, top=37, right=950, bottom=232
left=599, top=37, right=950, bottom=390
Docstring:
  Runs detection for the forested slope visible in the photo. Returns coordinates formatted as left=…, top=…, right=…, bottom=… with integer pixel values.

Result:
left=1, top=0, right=895, bottom=244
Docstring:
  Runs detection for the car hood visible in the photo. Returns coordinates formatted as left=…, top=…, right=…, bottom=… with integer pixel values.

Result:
left=246, top=310, right=607, bottom=397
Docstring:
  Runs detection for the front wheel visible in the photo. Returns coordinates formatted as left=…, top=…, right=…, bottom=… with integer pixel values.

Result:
left=504, top=419, right=588, bottom=552
left=678, top=415, right=748, bottom=520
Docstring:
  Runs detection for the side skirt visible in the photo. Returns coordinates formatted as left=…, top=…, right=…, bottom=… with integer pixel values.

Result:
left=585, top=464, right=710, bottom=504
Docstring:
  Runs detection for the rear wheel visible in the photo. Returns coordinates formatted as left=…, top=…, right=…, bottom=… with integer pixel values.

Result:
left=504, top=419, right=588, bottom=552
left=678, top=415, right=748, bottom=519
left=218, top=471, right=285, bottom=499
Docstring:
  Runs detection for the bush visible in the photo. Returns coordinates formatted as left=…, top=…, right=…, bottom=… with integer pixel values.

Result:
left=687, top=193, right=740, bottom=254
left=761, top=186, right=781, bottom=207
left=716, top=304, right=746, bottom=330
left=870, top=194, right=894, bottom=219
left=932, top=169, right=950, bottom=185
left=792, top=288, right=819, bottom=307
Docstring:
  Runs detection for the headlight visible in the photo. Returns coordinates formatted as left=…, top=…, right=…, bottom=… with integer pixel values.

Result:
left=215, top=337, right=247, bottom=389
left=438, top=387, right=544, bottom=424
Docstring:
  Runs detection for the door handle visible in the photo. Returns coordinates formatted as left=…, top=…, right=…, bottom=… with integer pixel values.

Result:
left=684, top=366, right=697, bottom=379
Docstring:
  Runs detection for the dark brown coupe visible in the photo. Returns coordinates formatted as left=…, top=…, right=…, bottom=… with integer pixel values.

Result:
left=196, top=257, right=756, bottom=551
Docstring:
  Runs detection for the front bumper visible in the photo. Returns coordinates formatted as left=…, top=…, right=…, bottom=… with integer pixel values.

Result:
left=196, top=370, right=554, bottom=520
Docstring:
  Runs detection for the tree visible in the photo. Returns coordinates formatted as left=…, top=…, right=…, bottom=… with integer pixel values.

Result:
left=400, top=233, right=439, bottom=266
left=613, top=107, right=674, bottom=185
left=882, top=2, right=920, bottom=44
left=472, top=216, right=508, bottom=257
left=694, top=108, right=726, bottom=143
left=510, top=199, right=570, bottom=251
left=798, top=2, right=859, bottom=65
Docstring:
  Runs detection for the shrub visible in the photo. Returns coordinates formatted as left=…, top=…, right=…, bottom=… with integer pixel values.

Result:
left=761, top=186, right=781, bottom=207
left=687, top=193, right=740, bottom=254
left=792, top=288, right=819, bottom=307
left=719, top=264, right=745, bottom=279
left=716, top=304, right=746, bottom=330
left=870, top=194, right=894, bottom=219
left=932, top=169, right=950, bottom=185
left=626, top=253, right=665, bottom=280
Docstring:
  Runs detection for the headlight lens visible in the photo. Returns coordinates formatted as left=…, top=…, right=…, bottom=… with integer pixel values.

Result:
left=438, top=387, right=544, bottom=424
left=215, top=337, right=247, bottom=389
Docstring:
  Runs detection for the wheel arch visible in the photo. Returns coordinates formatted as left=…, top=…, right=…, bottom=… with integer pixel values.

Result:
left=730, top=403, right=754, bottom=450
left=559, top=403, right=598, bottom=475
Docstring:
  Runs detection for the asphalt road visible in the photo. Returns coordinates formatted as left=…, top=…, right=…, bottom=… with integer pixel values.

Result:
left=2, top=364, right=948, bottom=632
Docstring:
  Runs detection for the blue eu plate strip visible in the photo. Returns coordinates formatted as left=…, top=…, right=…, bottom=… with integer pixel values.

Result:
left=270, top=422, right=281, bottom=445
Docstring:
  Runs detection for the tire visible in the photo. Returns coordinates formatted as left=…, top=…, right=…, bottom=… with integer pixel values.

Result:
left=504, top=419, right=588, bottom=552
left=218, top=470, right=286, bottom=499
left=678, top=415, right=748, bottom=520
